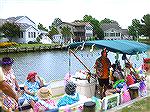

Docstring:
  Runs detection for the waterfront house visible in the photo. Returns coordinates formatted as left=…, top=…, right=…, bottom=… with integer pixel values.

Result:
left=56, top=21, right=93, bottom=43
left=55, top=22, right=74, bottom=43
left=101, top=22, right=130, bottom=40
left=72, top=21, right=93, bottom=42
left=0, top=16, right=51, bottom=44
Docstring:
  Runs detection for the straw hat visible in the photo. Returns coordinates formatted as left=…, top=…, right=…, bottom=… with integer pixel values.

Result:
left=37, top=87, right=52, bottom=100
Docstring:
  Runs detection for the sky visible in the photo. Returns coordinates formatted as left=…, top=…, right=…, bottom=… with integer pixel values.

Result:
left=0, top=0, right=150, bottom=29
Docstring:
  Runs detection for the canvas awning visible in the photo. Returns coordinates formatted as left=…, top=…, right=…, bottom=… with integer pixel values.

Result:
left=68, top=40, right=150, bottom=55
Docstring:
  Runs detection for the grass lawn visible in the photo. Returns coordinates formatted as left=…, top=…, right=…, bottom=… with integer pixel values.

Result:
left=120, top=96, right=150, bottom=112
left=17, top=43, right=59, bottom=48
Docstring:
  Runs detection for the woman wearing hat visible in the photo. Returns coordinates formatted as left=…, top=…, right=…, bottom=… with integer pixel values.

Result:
left=20, top=71, right=44, bottom=107
left=57, top=81, right=80, bottom=107
left=33, top=87, right=56, bottom=112
left=0, top=57, right=20, bottom=111
left=1, top=57, right=20, bottom=93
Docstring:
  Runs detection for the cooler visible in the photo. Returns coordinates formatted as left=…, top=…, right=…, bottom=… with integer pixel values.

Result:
left=71, top=77, right=96, bottom=98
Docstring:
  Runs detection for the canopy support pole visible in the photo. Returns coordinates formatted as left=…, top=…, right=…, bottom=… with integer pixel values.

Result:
left=69, top=49, right=90, bottom=72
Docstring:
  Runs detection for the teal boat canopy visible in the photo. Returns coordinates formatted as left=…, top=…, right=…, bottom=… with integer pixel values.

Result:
left=68, top=40, right=150, bottom=55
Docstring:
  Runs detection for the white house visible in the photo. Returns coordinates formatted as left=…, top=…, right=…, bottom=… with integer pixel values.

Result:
left=52, top=34, right=63, bottom=44
left=5, top=16, right=39, bottom=43
left=0, top=16, right=51, bottom=44
left=39, top=30, right=52, bottom=44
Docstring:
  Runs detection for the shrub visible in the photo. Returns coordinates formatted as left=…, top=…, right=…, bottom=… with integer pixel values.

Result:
left=28, top=41, right=38, bottom=44
left=28, top=41, right=34, bottom=44
left=0, top=42, right=18, bottom=48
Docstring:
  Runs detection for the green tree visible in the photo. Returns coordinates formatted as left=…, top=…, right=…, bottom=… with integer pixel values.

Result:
left=141, top=14, right=150, bottom=39
left=99, top=18, right=117, bottom=25
left=0, top=22, right=21, bottom=41
left=48, top=26, right=59, bottom=42
left=51, top=18, right=62, bottom=27
left=128, top=19, right=142, bottom=40
left=128, top=25, right=136, bottom=40
left=38, top=23, right=48, bottom=31
left=61, top=26, right=73, bottom=43
left=82, top=15, right=104, bottom=40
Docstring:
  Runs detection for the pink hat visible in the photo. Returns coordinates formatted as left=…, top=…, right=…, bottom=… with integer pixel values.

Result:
left=27, top=71, right=37, bottom=80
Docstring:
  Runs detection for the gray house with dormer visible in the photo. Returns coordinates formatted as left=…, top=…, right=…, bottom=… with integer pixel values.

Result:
left=101, top=22, right=131, bottom=40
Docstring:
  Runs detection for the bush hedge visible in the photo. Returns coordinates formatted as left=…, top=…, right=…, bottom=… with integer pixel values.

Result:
left=0, top=42, right=18, bottom=48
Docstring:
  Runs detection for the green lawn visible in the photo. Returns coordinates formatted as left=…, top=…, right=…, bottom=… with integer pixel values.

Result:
left=120, top=96, right=150, bottom=112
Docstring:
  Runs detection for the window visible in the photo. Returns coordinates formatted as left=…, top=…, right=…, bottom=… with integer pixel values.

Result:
left=116, top=33, right=120, bottom=37
left=31, top=32, right=33, bottom=38
left=20, top=32, right=23, bottom=38
left=110, top=33, right=115, bottom=37
left=86, top=33, right=92, bottom=37
left=34, top=32, right=36, bottom=38
left=105, top=33, right=109, bottom=37
left=28, top=32, right=30, bottom=38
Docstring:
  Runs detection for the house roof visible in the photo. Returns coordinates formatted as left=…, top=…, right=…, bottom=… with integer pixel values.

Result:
left=38, top=30, right=48, bottom=34
left=16, top=23, right=31, bottom=31
left=6, top=16, right=35, bottom=24
left=56, top=21, right=92, bottom=28
left=16, top=23, right=38, bottom=31
left=122, top=29, right=129, bottom=35
left=6, top=17, right=17, bottom=22
left=56, top=22, right=74, bottom=27
left=0, top=18, right=37, bottom=31
left=71, top=22, right=91, bottom=26
left=101, top=23, right=122, bottom=31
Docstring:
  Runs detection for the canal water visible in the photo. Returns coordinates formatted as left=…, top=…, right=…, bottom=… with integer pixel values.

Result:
left=0, top=49, right=148, bottom=84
